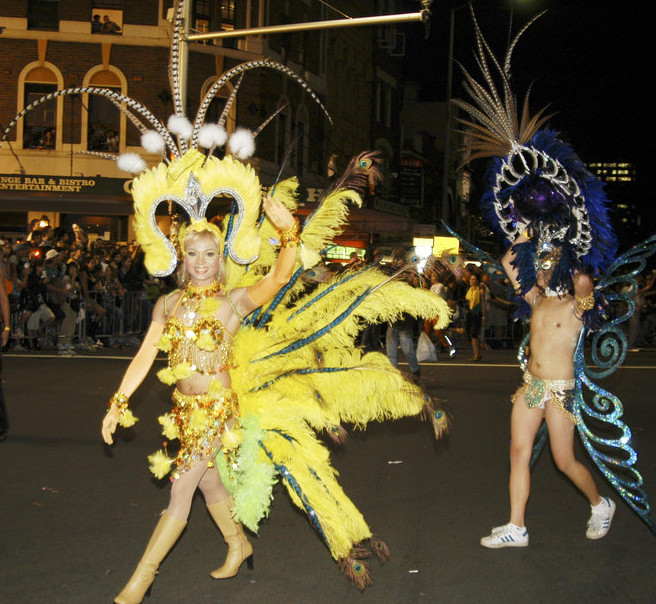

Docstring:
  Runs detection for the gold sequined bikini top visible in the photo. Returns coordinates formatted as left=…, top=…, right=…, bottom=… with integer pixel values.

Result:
left=162, top=315, right=236, bottom=375
left=155, top=285, right=237, bottom=382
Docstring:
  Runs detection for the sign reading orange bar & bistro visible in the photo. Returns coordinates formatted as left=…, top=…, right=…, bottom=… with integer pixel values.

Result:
left=0, top=174, right=129, bottom=195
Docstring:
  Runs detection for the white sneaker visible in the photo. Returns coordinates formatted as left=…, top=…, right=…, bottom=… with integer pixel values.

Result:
left=586, top=497, right=616, bottom=539
left=481, top=523, right=529, bottom=549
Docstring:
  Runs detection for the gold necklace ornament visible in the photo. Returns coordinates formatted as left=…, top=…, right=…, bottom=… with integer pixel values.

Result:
left=181, top=281, right=224, bottom=325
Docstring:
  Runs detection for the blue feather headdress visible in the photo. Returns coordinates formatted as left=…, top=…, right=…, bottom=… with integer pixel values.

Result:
left=454, top=8, right=618, bottom=297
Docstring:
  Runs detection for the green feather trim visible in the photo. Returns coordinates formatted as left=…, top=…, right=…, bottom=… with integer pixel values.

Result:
left=215, top=413, right=277, bottom=532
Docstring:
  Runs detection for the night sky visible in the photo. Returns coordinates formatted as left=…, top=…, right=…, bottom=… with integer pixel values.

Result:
left=402, top=0, right=651, bottom=180
left=408, top=0, right=644, bottom=164
left=399, top=0, right=653, bottom=244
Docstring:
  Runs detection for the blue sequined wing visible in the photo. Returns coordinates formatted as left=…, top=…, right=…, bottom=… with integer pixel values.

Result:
left=573, top=234, right=656, bottom=533
left=587, top=233, right=656, bottom=365
left=574, top=334, right=655, bottom=533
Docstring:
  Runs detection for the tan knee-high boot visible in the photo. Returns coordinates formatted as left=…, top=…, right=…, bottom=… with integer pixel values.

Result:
left=207, top=498, right=253, bottom=579
left=114, top=512, right=187, bottom=604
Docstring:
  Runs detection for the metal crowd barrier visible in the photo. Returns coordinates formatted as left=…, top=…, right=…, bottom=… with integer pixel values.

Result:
left=6, top=289, right=656, bottom=352
left=81, top=290, right=155, bottom=347
left=8, top=290, right=155, bottom=351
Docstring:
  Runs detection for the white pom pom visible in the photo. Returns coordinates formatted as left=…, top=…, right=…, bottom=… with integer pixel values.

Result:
left=167, top=115, right=193, bottom=139
left=141, top=130, right=166, bottom=154
left=117, top=153, right=147, bottom=174
left=228, top=128, right=255, bottom=159
left=198, top=123, right=228, bottom=149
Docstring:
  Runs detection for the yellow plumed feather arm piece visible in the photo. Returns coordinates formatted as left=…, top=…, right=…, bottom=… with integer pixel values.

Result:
left=223, top=176, right=300, bottom=291
left=299, top=189, right=362, bottom=269
left=258, top=413, right=371, bottom=559
left=118, top=409, right=138, bottom=428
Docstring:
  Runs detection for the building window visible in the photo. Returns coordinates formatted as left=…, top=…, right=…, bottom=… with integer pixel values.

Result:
left=84, top=68, right=125, bottom=153
left=219, top=0, right=237, bottom=49
left=91, top=9, right=124, bottom=35
left=195, top=0, right=212, bottom=32
left=28, top=0, right=59, bottom=31
left=23, top=83, right=57, bottom=149
left=221, top=1, right=236, bottom=28
left=88, top=88, right=121, bottom=152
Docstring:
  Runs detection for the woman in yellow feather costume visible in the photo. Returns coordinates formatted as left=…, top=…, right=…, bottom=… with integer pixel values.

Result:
left=102, top=149, right=301, bottom=604
left=101, top=146, right=450, bottom=601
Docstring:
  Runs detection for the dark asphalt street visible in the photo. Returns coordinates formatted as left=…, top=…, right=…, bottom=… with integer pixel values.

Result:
left=1, top=349, right=655, bottom=603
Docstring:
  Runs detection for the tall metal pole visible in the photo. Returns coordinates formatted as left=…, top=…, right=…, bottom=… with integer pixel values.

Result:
left=439, top=6, right=457, bottom=227
left=179, top=0, right=192, bottom=115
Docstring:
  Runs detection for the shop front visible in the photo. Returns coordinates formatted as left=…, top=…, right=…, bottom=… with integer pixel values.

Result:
left=0, top=173, right=132, bottom=241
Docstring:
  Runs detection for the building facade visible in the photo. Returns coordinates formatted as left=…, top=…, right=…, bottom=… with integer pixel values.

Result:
left=1, top=0, right=423, bottom=256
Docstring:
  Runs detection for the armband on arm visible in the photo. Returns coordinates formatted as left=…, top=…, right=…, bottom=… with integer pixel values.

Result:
left=107, top=391, right=139, bottom=428
left=575, top=291, right=595, bottom=311
left=278, top=220, right=300, bottom=248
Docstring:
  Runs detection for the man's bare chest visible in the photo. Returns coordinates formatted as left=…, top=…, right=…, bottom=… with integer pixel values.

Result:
left=532, top=296, right=579, bottom=332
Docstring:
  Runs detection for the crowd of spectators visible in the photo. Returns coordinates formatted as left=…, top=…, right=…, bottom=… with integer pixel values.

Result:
left=0, top=223, right=170, bottom=353
left=1, top=224, right=654, bottom=356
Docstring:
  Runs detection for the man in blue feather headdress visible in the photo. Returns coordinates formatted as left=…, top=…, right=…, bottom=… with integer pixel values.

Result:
left=453, top=13, right=621, bottom=545
left=452, top=8, right=656, bottom=544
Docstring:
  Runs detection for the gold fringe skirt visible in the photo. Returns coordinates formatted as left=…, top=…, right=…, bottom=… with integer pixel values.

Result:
left=163, top=388, right=239, bottom=479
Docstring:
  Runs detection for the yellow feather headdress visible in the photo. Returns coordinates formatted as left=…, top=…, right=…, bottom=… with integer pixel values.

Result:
left=132, top=150, right=263, bottom=276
